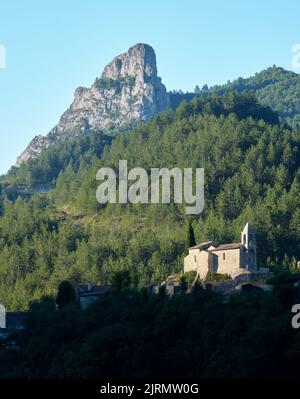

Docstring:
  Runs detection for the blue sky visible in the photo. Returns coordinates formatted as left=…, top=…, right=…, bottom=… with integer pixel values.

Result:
left=0, top=0, right=299, bottom=175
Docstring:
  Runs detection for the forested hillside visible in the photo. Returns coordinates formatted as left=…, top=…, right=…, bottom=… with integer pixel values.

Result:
left=0, top=92, right=299, bottom=311
left=1, top=280, right=300, bottom=378
left=211, top=66, right=300, bottom=128
left=173, top=67, right=300, bottom=128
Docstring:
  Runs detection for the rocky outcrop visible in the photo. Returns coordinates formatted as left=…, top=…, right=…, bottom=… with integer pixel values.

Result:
left=16, top=43, right=170, bottom=166
left=16, top=135, right=53, bottom=166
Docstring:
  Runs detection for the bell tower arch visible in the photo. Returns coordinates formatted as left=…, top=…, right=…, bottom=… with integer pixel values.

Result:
left=241, top=223, right=257, bottom=270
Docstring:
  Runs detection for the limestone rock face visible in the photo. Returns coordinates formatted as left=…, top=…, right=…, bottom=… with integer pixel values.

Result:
left=16, top=135, right=53, bottom=166
left=16, top=43, right=170, bottom=166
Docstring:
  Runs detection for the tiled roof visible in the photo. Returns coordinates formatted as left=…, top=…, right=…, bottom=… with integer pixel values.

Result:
left=189, top=241, right=216, bottom=250
left=212, top=243, right=242, bottom=251
left=79, top=285, right=110, bottom=297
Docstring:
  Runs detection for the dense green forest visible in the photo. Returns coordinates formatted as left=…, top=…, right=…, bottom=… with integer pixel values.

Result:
left=0, top=92, right=299, bottom=311
left=173, top=66, right=300, bottom=128
left=209, top=66, right=300, bottom=128
left=1, top=274, right=300, bottom=378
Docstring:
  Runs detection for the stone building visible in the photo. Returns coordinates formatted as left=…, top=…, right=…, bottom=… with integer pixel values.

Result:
left=74, top=284, right=110, bottom=310
left=184, top=223, right=264, bottom=279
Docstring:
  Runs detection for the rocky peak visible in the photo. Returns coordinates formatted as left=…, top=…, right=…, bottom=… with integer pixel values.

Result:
left=16, top=135, right=53, bottom=166
left=16, top=43, right=170, bottom=166
left=101, top=43, right=157, bottom=80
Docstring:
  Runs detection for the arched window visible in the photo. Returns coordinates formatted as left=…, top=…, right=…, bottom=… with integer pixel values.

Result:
left=243, top=234, right=246, bottom=244
left=223, top=253, right=226, bottom=261
left=249, top=234, right=253, bottom=246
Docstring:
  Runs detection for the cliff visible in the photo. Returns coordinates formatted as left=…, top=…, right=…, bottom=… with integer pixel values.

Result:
left=16, top=43, right=170, bottom=166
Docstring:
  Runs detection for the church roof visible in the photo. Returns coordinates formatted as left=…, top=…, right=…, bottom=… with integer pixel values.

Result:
left=211, top=243, right=242, bottom=251
left=189, top=241, right=217, bottom=250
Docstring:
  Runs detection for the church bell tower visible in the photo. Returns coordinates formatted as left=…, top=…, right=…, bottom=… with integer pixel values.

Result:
left=241, top=223, right=257, bottom=270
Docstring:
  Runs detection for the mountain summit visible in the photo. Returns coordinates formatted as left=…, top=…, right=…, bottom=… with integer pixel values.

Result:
left=16, top=43, right=170, bottom=166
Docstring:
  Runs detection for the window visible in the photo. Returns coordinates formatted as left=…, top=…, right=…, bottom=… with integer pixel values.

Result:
left=194, top=255, right=197, bottom=263
left=223, top=253, right=225, bottom=261
left=243, top=234, right=246, bottom=244
left=249, top=234, right=253, bottom=245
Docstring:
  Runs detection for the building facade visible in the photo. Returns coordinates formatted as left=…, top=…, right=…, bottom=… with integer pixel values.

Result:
left=74, top=284, right=111, bottom=310
left=184, top=223, right=259, bottom=279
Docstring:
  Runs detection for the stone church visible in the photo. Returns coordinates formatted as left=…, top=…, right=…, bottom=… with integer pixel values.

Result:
left=184, top=223, right=259, bottom=279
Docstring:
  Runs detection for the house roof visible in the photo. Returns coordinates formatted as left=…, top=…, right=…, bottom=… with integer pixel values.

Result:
left=166, top=275, right=181, bottom=283
left=74, top=284, right=89, bottom=295
left=211, top=243, right=242, bottom=251
left=79, top=285, right=110, bottom=297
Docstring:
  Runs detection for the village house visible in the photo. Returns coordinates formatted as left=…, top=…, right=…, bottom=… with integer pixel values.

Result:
left=74, top=284, right=110, bottom=310
left=0, top=312, right=27, bottom=346
left=184, top=223, right=271, bottom=281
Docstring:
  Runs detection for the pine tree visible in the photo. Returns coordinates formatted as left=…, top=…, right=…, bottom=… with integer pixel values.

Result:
left=111, top=270, right=131, bottom=292
left=180, top=275, right=188, bottom=294
left=187, top=220, right=196, bottom=250
left=56, top=281, right=76, bottom=309
left=194, top=85, right=201, bottom=94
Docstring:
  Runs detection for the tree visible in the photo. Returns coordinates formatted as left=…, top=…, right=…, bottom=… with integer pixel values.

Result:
left=180, top=275, right=188, bottom=294
left=194, top=85, right=201, bottom=94
left=186, top=220, right=196, bottom=250
left=56, top=281, right=76, bottom=309
left=111, top=270, right=131, bottom=292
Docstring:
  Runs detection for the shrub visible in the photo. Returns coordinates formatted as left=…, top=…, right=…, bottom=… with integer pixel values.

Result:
left=205, top=272, right=231, bottom=283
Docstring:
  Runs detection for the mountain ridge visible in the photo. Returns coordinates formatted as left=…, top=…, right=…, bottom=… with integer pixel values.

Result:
left=210, top=66, right=300, bottom=127
left=15, top=47, right=300, bottom=168
left=16, top=43, right=170, bottom=166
